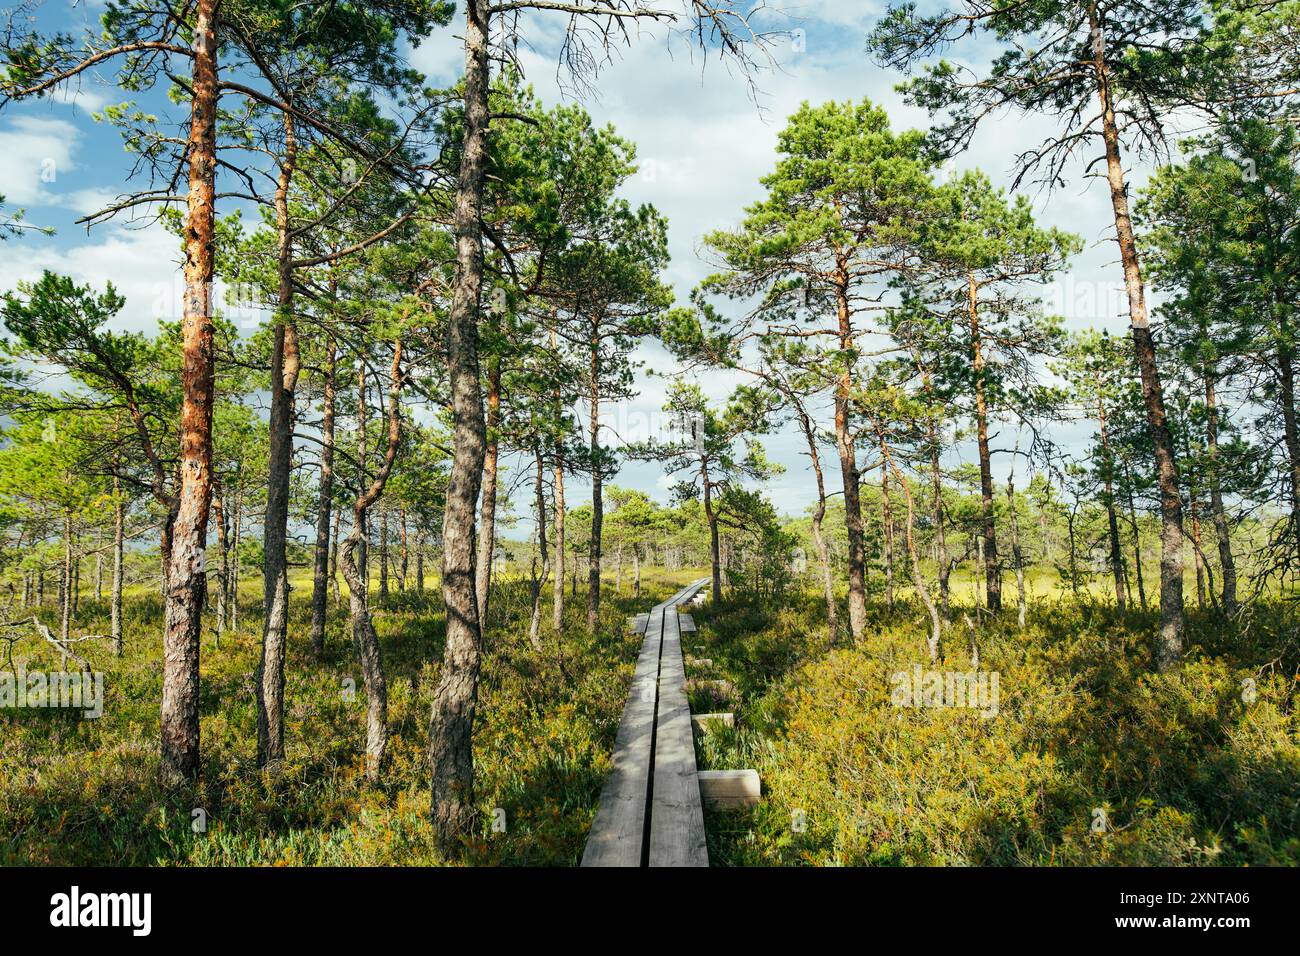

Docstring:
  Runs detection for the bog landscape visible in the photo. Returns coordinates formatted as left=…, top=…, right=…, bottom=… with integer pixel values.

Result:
left=0, top=0, right=1297, bottom=869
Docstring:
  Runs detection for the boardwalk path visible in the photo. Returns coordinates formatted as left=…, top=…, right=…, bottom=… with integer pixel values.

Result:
left=581, top=578, right=710, bottom=867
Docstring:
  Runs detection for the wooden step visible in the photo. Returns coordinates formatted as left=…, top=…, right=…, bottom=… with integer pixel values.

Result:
left=691, top=712, right=734, bottom=734
left=698, top=770, right=761, bottom=810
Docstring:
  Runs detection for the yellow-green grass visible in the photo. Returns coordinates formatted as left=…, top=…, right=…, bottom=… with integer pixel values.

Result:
left=684, top=589, right=1300, bottom=866
left=0, top=564, right=703, bottom=866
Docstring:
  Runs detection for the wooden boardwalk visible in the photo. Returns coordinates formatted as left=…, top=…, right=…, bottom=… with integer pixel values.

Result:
left=581, top=578, right=711, bottom=867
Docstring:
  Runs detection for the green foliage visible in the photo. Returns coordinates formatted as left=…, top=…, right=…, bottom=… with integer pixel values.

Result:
left=0, top=567, right=695, bottom=866
left=691, top=594, right=1300, bottom=866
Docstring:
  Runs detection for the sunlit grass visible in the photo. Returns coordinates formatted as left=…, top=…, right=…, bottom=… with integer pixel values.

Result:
left=0, top=563, right=702, bottom=866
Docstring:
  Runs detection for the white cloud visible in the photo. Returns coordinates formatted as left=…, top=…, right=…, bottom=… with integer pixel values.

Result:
left=0, top=116, right=80, bottom=206
left=0, top=222, right=183, bottom=334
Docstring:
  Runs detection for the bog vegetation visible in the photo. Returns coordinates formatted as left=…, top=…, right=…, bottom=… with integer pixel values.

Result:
left=0, top=1, right=1298, bottom=865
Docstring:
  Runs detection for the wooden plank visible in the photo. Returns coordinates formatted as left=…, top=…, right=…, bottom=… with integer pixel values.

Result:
left=685, top=656, right=712, bottom=668
left=582, top=577, right=710, bottom=867
left=647, top=593, right=709, bottom=867
left=698, top=769, right=761, bottom=810
left=628, top=612, right=649, bottom=635
left=581, top=606, right=665, bottom=867
left=691, top=712, right=734, bottom=733
left=678, top=613, right=696, bottom=633
left=685, top=678, right=737, bottom=698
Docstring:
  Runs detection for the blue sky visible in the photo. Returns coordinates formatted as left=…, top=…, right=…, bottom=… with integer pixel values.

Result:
left=0, top=0, right=1147, bottom=525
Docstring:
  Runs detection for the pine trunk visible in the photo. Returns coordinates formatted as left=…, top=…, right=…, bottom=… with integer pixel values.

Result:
left=1090, top=5, right=1183, bottom=669
left=881, top=462, right=894, bottom=612
left=1097, top=393, right=1128, bottom=609
left=587, top=328, right=603, bottom=632
left=257, top=112, right=300, bottom=769
left=429, top=0, right=489, bottom=846
left=834, top=277, right=868, bottom=639
left=111, top=474, right=124, bottom=654
left=969, top=273, right=1001, bottom=613
left=1204, top=369, right=1237, bottom=614
left=310, top=334, right=337, bottom=656
left=476, top=358, right=501, bottom=624
left=160, top=0, right=219, bottom=784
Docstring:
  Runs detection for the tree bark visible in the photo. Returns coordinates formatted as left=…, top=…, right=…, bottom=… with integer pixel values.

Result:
left=399, top=506, right=408, bottom=592
left=1126, top=477, right=1147, bottom=610
left=1276, top=343, right=1300, bottom=556
left=339, top=343, right=402, bottom=783
left=476, top=357, right=501, bottom=625
left=930, top=440, right=950, bottom=619
left=587, top=322, right=603, bottom=632
left=881, top=461, right=894, bottom=612
left=551, top=321, right=566, bottom=635
left=229, top=489, right=241, bottom=632
left=968, top=272, right=1001, bottom=613
left=834, top=275, right=868, bottom=639
left=257, top=111, right=300, bottom=769
left=310, top=334, right=337, bottom=657
left=213, top=485, right=228, bottom=640
left=160, top=0, right=219, bottom=785
left=703, top=456, right=722, bottom=604
left=796, top=402, right=838, bottom=644
left=1204, top=368, right=1237, bottom=614
left=379, top=509, right=387, bottom=598
left=1096, top=388, right=1128, bottom=609
left=61, top=511, right=72, bottom=643
left=527, top=446, right=549, bottom=650
left=111, top=473, right=124, bottom=655
left=330, top=506, right=342, bottom=605
left=1006, top=473, right=1027, bottom=630
left=429, top=0, right=489, bottom=846
left=879, top=434, right=941, bottom=661
left=1089, top=4, right=1183, bottom=670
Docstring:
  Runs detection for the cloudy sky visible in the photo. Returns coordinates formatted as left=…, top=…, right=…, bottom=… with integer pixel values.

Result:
left=0, top=0, right=1147, bottom=523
